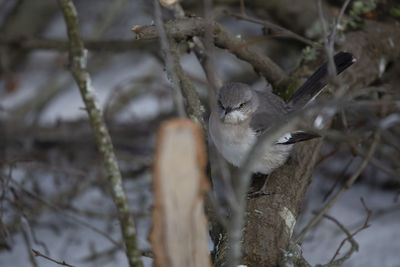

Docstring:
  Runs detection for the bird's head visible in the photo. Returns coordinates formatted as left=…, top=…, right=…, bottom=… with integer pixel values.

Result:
left=217, top=82, right=258, bottom=124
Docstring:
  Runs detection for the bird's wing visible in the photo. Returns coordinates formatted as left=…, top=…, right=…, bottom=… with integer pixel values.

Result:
left=249, top=90, right=288, bottom=136
left=250, top=91, right=321, bottom=143
left=249, top=111, right=278, bottom=135
left=276, top=131, right=320, bottom=145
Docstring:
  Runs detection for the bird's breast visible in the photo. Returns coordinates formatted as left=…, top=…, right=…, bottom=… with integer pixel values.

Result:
left=209, top=112, right=256, bottom=167
left=209, top=111, right=294, bottom=174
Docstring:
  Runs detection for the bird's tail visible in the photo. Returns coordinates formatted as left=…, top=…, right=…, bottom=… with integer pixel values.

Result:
left=287, top=51, right=355, bottom=109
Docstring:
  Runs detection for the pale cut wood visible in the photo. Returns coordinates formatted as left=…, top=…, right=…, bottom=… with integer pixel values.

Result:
left=151, top=119, right=211, bottom=267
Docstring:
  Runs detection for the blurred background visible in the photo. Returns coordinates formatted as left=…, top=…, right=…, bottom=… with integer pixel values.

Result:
left=0, top=0, right=399, bottom=266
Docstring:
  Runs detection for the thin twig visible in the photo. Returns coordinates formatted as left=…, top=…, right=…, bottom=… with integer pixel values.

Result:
left=228, top=12, right=315, bottom=47
left=316, top=214, right=359, bottom=267
left=32, top=249, right=75, bottom=267
left=329, top=0, right=352, bottom=57
left=315, top=144, right=346, bottom=166
left=328, top=197, right=371, bottom=263
left=57, top=1, right=143, bottom=266
left=315, top=198, right=371, bottom=267
left=322, top=157, right=354, bottom=202
left=317, top=0, right=336, bottom=80
left=202, top=0, right=223, bottom=93
left=22, top=229, right=38, bottom=267
left=153, top=0, right=186, bottom=118
left=295, top=132, right=380, bottom=243
left=89, top=0, right=127, bottom=39
left=168, top=39, right=207, bottom=129
left=156, top=2, right=207, bottom=129
left=318, top=0, right=352, bottom=81
left=10, top=179, right=122, bottom=248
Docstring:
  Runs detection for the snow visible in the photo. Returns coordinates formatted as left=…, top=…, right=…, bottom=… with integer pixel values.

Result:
left=297, top=174, right=400, bottom=267
left=1, top=3, right=399, bottom=267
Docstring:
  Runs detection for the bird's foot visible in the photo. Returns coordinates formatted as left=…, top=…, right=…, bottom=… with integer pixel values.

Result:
left=247, top=188, right=273, bottom=199
left=248, top=172, right=273, bottom=198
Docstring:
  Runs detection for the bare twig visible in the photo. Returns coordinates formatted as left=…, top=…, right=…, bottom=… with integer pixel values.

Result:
left=315, top=198, right=371, bottom=267
left=32, top=249, right=75, bottom=267
left=57, top=1, right=143, bottom=266
left=317, top=0, right=351, bottom=81
left=328, top=198, right=371, bottom=264
left=316, top=214, right=359, bottom=267
left=322, top=157, right=354, bottom=202
left=228, top=12, right=315, bottom=47
left=168, top=39, right=207, bottom=129
left=317, top=0, right=336, bottom=80
left=153, top=0, right=186, bottom=118
left=10, top=179, right=122, bottom=248
left=156, top=2, right=207, bottom=130
left=329, top=0, right=352, bottom=58
left=295, top=132, right=380, bottom=243
left=22, top=229, right=38, bottom=267
left=89, top=0, right=127, bottom=39
left=202, top=0, right=223, bottom=93
left=315, top=144, right=346, bottom=166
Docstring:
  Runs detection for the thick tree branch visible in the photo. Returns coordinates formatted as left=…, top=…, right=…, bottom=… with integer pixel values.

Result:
left=133, top=17, right=290, bottom=90
left=57, top=1, right=143, bottom=266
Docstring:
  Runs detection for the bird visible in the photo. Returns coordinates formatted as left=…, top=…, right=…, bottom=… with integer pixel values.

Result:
left=209, top=51, right=355, bottom=175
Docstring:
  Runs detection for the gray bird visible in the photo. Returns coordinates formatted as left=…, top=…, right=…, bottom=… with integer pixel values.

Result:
left=209, top=52, right=355, bottom=174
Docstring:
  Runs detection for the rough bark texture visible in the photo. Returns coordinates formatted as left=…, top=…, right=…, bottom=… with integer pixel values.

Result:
left=242, top=140, right=321, bottom=266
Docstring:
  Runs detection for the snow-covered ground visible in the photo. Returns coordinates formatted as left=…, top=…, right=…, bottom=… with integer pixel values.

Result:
left=298, top=175, right=400, bottom=267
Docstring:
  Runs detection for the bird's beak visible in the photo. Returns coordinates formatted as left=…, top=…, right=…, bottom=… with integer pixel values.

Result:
left=219, top=112, right=226, bottom=121
left=220, top=107, right=232, bottom=122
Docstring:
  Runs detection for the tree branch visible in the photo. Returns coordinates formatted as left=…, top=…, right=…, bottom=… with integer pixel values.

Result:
left=57, top=1, right=143, bottom=266
left=227, top=11, right=316, bottom=46
left=133, top=17, right=290, bottom=90
left=32, top=249, right=75, bottom=267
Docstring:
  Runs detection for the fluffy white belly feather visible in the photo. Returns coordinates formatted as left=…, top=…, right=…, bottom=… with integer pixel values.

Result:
left=209, top=113, right=293, bottom=174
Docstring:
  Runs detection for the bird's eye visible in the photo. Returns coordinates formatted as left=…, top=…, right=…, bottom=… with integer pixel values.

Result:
left=239, top=103, right=245, bottom=109
left=218, top=100, right=224, bottom=109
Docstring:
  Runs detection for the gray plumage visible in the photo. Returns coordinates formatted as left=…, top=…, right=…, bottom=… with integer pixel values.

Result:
left=209, top=52, right=355, bottom=174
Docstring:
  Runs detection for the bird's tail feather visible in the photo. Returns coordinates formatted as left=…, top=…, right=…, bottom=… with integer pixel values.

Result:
left=288, top=51, right=355, bottom=108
